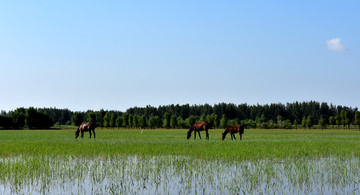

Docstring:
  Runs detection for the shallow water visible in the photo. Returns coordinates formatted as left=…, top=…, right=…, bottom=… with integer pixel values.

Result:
left=1, top=155, right=360, bottom=194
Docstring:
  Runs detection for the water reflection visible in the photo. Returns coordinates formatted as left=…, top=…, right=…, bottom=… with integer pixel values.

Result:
left=1, top=156, right=359, bottom=194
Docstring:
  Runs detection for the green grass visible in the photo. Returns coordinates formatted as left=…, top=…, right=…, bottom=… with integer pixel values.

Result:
left=1, top=128, right=360, bottom=160
left=1, top=129, right=360, bottom=194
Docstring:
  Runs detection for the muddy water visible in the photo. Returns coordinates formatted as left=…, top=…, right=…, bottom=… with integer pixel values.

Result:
left=1, top=156, right=359, bottom=194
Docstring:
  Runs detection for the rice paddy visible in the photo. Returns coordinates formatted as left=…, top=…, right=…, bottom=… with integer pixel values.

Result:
left=1, top=129, right=360, bottom=194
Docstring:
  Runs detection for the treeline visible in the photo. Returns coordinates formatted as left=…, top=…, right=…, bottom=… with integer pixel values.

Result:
left=1, top=101, right=360, bottom=129
left=0, top=107, right=53, bottom=129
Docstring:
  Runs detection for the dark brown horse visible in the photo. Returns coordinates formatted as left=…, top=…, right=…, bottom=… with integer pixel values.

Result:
left=75, top=122, right=96, bottom=139
left=221, top=125, right=244, bottom=140
left=187, top=121, right=211, bottom=139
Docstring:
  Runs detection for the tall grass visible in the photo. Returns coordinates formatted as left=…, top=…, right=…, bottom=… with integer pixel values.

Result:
left=1, top=129, right=360, bottom=160
left=1, top=155, right=359, bottom=194
left=1, top=129, right=360, bottom=193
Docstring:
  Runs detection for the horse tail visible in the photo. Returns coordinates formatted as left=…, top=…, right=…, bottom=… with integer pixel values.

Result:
left=187, top=128, right=193, bottom=139
left=239, top=125, right=244, bottom=134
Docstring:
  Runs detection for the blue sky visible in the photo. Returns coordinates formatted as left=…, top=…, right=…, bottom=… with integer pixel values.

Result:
left=1, top=1, right=359, bottom=112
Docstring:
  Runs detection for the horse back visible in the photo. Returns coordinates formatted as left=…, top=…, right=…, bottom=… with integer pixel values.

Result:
left=192, top=121, right=210, bottom=131
left=227, top=125, right=243, bottom=134
left=79, top=122, right=96, bottom=132
left=192, top=122, right=204, bottom=130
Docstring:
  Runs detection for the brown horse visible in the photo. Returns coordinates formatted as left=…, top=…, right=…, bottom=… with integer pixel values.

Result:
left=187, top=121, right=211, bottom=139
left=221, top=125, right=244, bottom=140
left=75, top=122, right=96, bottom=139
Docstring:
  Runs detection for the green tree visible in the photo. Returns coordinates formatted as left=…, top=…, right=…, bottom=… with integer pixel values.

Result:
left=103, top=112, right=110, bottom=127
left=335, top=115, right=341, bottom=129
left=329, top=116, right=335, bottom=128
left=282, top=120, right=292, bottom=129
left=128, top=114, right=133, bottom=128
left=340, top=110, right=347, bottom=129
left=229, top=119, right=238, bottom=126
left=258, top=114, right=266, bottom=128
left=177, top=117, right=185, bottom=128
left=294, top=119, right=298, bottom=130
left=147, top=116, right=162, bottom=129
left=302, top=117, right=307, bottom=130
left=199, top=114, right=206, bottom=122
left=0, top=115, right=13, bottom=129
left=147, top=116, right=156, bottom=129
left=345, top=114, right=351, bottom=130
left=96, top=109, right=106, bottom=127
left=154, top=116, right=163, bottom=128
left=277, top=115, right=283, bottom=129
left=138, top=115, right=146, bottom=128
left=133, top=114, right=139, bottom=128
left=116, top=116, right=123, bottom=128
left=122, top=113, right=129, bottom=128
left=306, top=115, right=312, bottom=129
left=10, top=107, right=26, bottom=128
left=25, top=107, right=37, bottom=129
left=163, top=112, right=170, bottom=128
left=170, top=115, right=178, bottom=128
left=245, top=119, right=257, bottom=129
left=268, top=120, right=274, bottom=129
left=318, top=119, right=326, bottom=130
left=220, top=114, right=228, bottom=128
left=261, top=122, right=268, bottom=129
left=87, top=112, right=97, bottom=124
left=206, top=114, right=214, bottom=124
left=109, top=113, right=116, bottom=128
left=355, top=111, right=360, bottom=130
left=186, top=115, right=197, bottom=128
left=25, top=107, right=53, bottom=129
left=213, top=114, right=220, bottom=129
left=71, top=112, right=83, bottom=126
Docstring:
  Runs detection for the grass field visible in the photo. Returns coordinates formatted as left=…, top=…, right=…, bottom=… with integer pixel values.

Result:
left=1, top=128, right=360, bottom=160
left=1, top=129, right=360, bottom=194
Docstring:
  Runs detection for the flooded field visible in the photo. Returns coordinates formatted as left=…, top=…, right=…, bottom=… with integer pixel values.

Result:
left=1, top=155, right=360, bottom=194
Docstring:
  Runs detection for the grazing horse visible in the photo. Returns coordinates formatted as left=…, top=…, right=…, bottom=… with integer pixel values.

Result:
left=221, top=125, right=244, bottom=140
left=75, top=122, right=96, bottom=139
left=187, top=122, right=211, bottom=140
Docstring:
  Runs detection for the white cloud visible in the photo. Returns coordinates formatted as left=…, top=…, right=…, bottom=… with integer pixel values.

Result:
left=326, top=38, right=346, bottom=52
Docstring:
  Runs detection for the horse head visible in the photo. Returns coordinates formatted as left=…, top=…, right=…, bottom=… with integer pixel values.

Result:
left=187, top=127, right=194, bottom=139
left=75, top=127, right=80, bottom=139
left=187, top=131, right=192, bottom=139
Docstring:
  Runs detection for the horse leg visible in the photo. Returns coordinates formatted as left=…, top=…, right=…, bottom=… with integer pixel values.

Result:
left=233, top=133, right=236, bottom=140
left=240, top=133, right=242, bottom=141
left=231, top=133, right=233, bottom=140
left=89, top=131, right=92, bottom=138
left=198, top=131, right=202, bottom=139
left=93, top=129, right=96, bottom=139
left=206, top=130, right=209, bottom=140
left=81, top=131, right=84, bottom=139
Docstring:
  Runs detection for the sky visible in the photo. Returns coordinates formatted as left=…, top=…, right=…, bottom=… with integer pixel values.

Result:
left=1, top=1, right=359, bottom=112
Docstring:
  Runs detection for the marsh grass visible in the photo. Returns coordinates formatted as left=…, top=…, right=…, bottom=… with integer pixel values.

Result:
left=1, top=129, right=360, bottom=194
left=1, top=129, right=360, bottom=160
left=1, top=155, right=360, bottom=194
